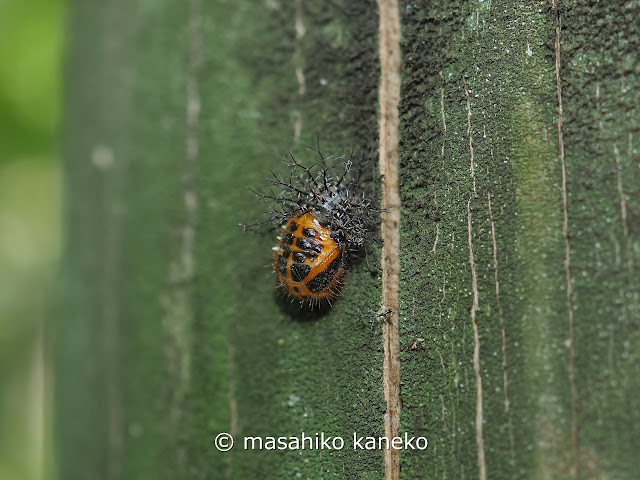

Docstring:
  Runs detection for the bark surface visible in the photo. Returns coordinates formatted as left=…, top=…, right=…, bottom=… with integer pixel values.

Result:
left=55, top=1, right=640, bottom=479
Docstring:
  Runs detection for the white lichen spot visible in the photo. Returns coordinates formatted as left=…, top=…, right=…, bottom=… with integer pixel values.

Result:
left=526, top=43, right=533, bottom=57
left=91, top=144, right=114, bottom=170
left=286, top=394, right=301, bottom=408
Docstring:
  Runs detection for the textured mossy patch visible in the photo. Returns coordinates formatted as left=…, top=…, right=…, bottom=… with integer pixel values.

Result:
left=58, top=0, right=385, bottom=478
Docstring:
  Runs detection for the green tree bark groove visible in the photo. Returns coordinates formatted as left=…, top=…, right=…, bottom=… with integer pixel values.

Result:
left=55, top=0, right=639, bottom=479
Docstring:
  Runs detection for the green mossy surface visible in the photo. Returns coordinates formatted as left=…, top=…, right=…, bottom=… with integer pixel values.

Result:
left=56, top=0, right=640, bottom=479
left=399, top=1, right=640, bottom=479
left=57, top=0, right=384, bottom=479
left=559, top=1, right=640, bottom=477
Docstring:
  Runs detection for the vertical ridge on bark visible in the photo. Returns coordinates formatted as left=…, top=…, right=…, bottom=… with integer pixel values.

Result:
left=377, top=0, right=402, bottom=478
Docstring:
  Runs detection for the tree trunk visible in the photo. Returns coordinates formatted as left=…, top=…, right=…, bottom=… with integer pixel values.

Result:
left=55, top=0, right=640, bottom=479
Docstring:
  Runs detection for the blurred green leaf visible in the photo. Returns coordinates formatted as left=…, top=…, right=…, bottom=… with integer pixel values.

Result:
left=0, top=0, right=65, bottom=161
left=0, top=1, right=66, bottom=480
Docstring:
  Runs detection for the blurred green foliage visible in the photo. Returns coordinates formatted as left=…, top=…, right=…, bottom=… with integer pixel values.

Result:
left=0, top=0, right=66, bottom=479
left=0, top=0, right=64, bottom=160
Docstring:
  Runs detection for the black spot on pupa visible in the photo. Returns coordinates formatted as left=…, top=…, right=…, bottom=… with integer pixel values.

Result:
left=282, top=232, right=295, bottom=247
left=287, top=221, right=298, bottom=232
left=290, top=263, right=311, bottom=282
left=296, top=237, right=322, bottom=253
left=306, top=254, right=342, bottom=293
left=292, top=251, right=306, bottom=263
left=277, top=255, right=288, bottom=276
left=302, top=227, right=317, bottom=238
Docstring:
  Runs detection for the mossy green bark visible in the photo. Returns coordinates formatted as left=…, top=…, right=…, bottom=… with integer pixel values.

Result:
left=400, top=1, right=640, bottom=479
left=56, top=0, right=640, bottom=479
left=57, top=0, right=383, bottom=479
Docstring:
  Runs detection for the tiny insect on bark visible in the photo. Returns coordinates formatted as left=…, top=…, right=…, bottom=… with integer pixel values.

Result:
left=246, top=145, right=381, bottom=308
